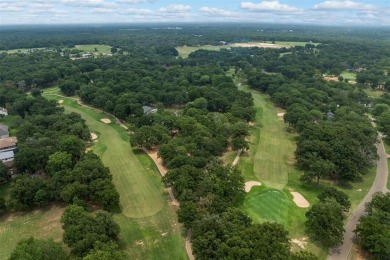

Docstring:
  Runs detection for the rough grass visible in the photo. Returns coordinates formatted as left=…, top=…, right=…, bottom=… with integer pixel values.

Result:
left=340, top=71, right=357, bottom=83
left=74, top=44, right=112, bottom=54
left=0, top=205, right=66, bottom=259
left=43, top=90, right=187, bottom=259
left=0, top=48, right=47, bottom=54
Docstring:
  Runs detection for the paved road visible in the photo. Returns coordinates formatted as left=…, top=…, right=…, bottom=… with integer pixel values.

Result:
left=328, top=139, right=389, bottom=260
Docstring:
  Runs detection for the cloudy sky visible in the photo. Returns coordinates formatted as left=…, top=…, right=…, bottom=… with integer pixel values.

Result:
left=0, top=0, right=389, bottom=26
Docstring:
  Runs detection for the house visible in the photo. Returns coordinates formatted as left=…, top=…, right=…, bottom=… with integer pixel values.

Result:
left=142, top=106, right=157, bottom=114
left=0, top=107, right=8, bottom=116
left=327, top=111, right=334, bottom=120
left=0, top=124, right=9, bottom=138
left=0, top=136, right=17, bottom=162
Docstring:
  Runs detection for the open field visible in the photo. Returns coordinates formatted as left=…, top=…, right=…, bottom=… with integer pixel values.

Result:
left=340, top=71, right=357, bottom=83
left=177, top=41, right=316, bottom=58
left=43, top=90, right=187, bottom=259
left=236, top=81, right=377, bottom=258
left=0, top=48, right=47, bottom=54
left=0, top=205, right=66, bottom=259
left=74, top=44, right=112, bottom=54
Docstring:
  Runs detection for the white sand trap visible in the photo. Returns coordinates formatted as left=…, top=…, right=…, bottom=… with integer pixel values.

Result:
left=90, top=133, right=97, bottom=140
left=100, top=118, right=111, bottom=124
left=58, top=100, right=64, bottom=104
left=277, top=112, right=285, bottom=117
left=248, top=121, right=255, bottom=126
left=245, top=181, right=262, bottom=192
left=290, top=191, right=310, bottom=208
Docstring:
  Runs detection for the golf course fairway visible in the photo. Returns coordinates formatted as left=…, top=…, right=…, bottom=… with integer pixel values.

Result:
left=44, top=90, right=187, bottom=259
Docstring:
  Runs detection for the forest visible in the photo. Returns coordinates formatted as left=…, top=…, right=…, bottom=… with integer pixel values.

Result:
left=0, top=23, right=389, bottom=259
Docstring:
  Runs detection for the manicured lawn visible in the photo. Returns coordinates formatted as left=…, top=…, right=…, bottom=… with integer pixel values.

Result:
left=236, top=81, right=377, bottom=259
left=238, top=84, right=294, bottom=189
left=44, top=90, right=187, bottom=259
left=74, top=44, right=112, bottom=54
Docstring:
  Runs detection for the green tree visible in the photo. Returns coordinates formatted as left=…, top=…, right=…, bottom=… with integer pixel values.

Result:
left=305, top=199, right=345, bottom=247
left=46, top=151, right=73, bottom=176
left=318, top=187, right=351, bottom=211
left=10, top=237, right=68, bottom=260
left=355, top=192, right=390, bottom=259
left=0, top=161, right=8, bottom=182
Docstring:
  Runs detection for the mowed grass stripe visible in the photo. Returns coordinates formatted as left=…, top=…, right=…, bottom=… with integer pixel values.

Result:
left=62, top=101, right=164, bottom=218
left=239, top=84, right=294, bottom=189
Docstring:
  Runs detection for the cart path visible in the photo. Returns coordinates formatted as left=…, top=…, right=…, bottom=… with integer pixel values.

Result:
left=328, top=138, right=389, bottom=260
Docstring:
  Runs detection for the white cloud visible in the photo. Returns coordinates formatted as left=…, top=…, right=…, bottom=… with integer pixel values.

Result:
left=60, top=0, right=116, bottom=8
left=241, top=1, right=302, bottom=12
left=199, top=7, right=237, bottom=17
left=160, top=4, right=191, bottom=13
left=114, top=0, right=153, bottom=3
left=313, top=1, right=377, bottom=11
left=120, top=8, right=155, bottom=15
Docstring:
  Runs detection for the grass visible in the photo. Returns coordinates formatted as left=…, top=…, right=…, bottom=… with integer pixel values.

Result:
left=340, top=71, right=357, bottom=84
left=235, top=81, right=378, bottom=259
left=238, top=84, right=294, bottom=189
left=0, top=48, right=47, bottom=54
left=43, top=90, right=187, bottom=259
left=74, top=44, right=112, bottom=54
left=176, top=41, right=318, bottom=58
left=0, top=205, right=66, bottom=259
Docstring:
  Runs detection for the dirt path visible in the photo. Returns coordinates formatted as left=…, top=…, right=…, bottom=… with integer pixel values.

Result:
left=328, top=138, right=389, bottom=260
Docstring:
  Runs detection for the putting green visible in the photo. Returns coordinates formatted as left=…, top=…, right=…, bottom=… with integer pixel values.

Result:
left=238, top=84, right=295, bottom=189
left=243, top=188, right=289, bottom=223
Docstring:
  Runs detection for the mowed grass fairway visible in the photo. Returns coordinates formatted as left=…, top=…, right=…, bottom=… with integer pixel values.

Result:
left=236, top=81, right=376, bottom=259
left=238, top=84, right=295, bottom=189
left=44, top=90, right=187, bottom=259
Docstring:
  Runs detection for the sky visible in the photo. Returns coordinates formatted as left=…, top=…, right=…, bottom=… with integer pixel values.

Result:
left=0, top=0, right=389, bottom=26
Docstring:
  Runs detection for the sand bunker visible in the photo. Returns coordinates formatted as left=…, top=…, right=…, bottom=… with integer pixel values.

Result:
left=147, top=150, right=168, bottom=176
left=277, top=112, right=285, bottom=117
left=245, top=181, right=262, bottom=192
left=323, top=76, right=339, bottom=82
left=291, top=237, right=308, bottom=249
left=290, top=191, right=310, bottom=208
left=58, top=100, right=64, bottom=104
left=100, top=118, right=111, bottom=124
left=90, top=133, right=97, bottom=140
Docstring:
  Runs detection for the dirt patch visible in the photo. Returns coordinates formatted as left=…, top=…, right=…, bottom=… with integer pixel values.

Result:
left=100, top=118, right=111, bottom=124
left=248, top=121, right=255, bottom=126
left=245, top=181, right=262, bottom=192
left=232, top=150, right=242, bottom=166
left=323, top=76, right=339, bottom=82
left=90, top=133, right=97, bottom=140
left=290, top=191, right=310, bottom=208
left=135, top=240, right=144, bottom=246
left=146, top=150, right=168, bottom=176
left=58, top=100, right=63, bottom=104
left=230, top=42, right=282, bottom=48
